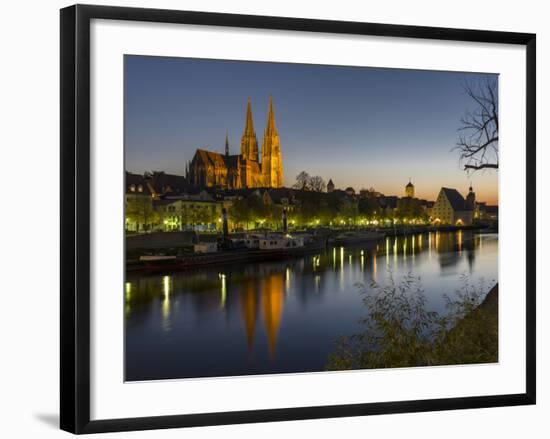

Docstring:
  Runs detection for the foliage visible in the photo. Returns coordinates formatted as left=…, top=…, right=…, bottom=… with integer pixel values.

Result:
left=395, top=197, right=426, bottom=221
left=293, top=171, right=311, bottom=190
left=191, top=204, right=217, bottom=225
left=292, top=171, right=326, bottom=192
left=228, top=198, right=252, bottom=227
left=336, top=198, right=359, bottom=224
left=228, top=194, right=282, bottom=230
left=358, top=197, right=380, bottom=218
left=126, top=195, right=158, bottom=231
left=291, top=191, right=332, bottom=224
left=309, top=175, right=326, bottom=192
left=326, top=274, right=498, bottom=370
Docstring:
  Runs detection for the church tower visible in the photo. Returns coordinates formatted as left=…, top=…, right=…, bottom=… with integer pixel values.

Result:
left=261, top=95, right=284, bottom=188
left=405, top=179, right=415, bottom=198
left=240, top=98, right=259, bottom=162
left=225, top=129, right=230, bottom=156
left=466, top=184, right=476, bottom=210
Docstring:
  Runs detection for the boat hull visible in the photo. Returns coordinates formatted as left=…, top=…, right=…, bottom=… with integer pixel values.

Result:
left=134, top=243, right=326, bottom=272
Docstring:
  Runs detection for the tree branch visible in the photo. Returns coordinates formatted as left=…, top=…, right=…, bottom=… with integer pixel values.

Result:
left=455, top=76, right=499, bottom=173
left=464, top=163, right=499, bottom=170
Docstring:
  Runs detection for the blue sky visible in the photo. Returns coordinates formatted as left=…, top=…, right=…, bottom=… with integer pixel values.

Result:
left=124, top=55, right=498, bottom=203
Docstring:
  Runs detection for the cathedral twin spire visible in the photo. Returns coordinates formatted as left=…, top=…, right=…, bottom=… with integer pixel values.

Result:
left=240, top=97, right=259, bottom=162
left=264, top=94, right=276, bottom=135
left=238, top=96, right=283, bottom=188
left=189, top=97, right=282, bottom=190
left=225, top=129, right=229, bottom=156
left=261, top=95, right=283, bottom=188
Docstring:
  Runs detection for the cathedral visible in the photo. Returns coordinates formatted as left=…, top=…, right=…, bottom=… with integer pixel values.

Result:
left=187, top=96, right=284, bottom=190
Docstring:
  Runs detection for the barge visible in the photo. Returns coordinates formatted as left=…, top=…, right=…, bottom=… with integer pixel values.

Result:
left=134, top=238, right=325, bottom=272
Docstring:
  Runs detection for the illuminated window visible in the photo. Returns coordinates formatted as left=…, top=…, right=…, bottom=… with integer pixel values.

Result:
left=130, top=184, right=135, bottom=192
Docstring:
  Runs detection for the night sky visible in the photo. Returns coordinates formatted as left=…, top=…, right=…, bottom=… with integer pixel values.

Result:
left=124, top=55, right=498, bottom=204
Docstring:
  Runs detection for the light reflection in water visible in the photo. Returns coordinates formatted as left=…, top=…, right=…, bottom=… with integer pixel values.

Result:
left=339, top=247, right=345, bottom=290
left=240, top=281, right=257, bottom=351
left=372, top=250, right=377, bottom=280
left=125, top=282, right=132, bottom=316
left=386, top=238, right=390, bottom=268
left=285, top=267, right=291, bottom=294
left=219, top=273, right=227, bottom=308
left=161, top=275, right=171, bottom=331
left=261, top=273, right=285, bottom=356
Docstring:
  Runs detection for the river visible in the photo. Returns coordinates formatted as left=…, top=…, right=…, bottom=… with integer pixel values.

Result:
left=125, top=230, right=498, bottom=381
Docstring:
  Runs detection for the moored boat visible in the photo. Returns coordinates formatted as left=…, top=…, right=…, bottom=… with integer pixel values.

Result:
left=329, top=231, right=385, bottom=246
left=134, top=238, right=323, bottom=272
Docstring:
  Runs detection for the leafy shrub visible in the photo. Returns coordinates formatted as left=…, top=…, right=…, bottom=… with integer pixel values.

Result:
left=326, top=274, right=498, bottom=371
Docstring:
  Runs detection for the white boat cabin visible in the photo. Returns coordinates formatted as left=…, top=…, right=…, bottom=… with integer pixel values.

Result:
left=243, top=234, right=262, bottom=249
left=259, top=235, right=304, bottom=250
left=194, top=242, right=218, bottom=253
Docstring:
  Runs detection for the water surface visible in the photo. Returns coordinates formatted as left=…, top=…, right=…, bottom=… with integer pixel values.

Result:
left=125, top=231, right=498, bottom=381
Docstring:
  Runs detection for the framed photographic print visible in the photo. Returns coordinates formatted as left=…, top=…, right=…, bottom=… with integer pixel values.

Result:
left=60, top=4, right=536, bottom=434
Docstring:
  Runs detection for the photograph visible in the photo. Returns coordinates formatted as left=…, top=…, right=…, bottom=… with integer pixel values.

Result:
left=123, top=55, right=499, bottom=382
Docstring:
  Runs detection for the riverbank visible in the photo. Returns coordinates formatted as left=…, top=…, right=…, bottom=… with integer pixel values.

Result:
left=326, top=280, right=499, bottom=371
left=126, top=224, right=494, bottom=271
left=441, top=283, right=498, bottom=365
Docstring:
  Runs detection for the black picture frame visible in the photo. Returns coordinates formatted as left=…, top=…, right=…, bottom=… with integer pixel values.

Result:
left=60, top=4, right=536, bottom=434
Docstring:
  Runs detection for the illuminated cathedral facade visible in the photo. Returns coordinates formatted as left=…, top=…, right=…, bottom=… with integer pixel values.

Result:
left=187, top=96, right=284, bottom=190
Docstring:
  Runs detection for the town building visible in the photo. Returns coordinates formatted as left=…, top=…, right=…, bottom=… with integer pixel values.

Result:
left=421, top=200, right=435, bottom=218
left=144, top=171, right=188, bottom=199
left=125, top=172, right=154, bottom=232
left=345, top=187, right=356, bottom=197
left=484, top=205, right=499, bottom=220
left=359, top=188, right=383, bottom=198
left=477, top=202, right=499, bottom=221
left=431, top=187, right=474, bottom=225
left=154, top=191, right=222, bottom=232
left=379, top=195, right=399, bottom=217
left=465, top=185, right=476, bottom=210
left=187, top=96, right=283, bottom=190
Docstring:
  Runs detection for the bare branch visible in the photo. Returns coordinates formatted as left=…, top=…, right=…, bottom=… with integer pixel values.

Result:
left=464, top=163, right=499, bottom=170
left=455, top=76, right=499, bottom=172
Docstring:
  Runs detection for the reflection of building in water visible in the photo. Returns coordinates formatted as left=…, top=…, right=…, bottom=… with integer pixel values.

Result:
left=240, top=272, right=285, bottom=354
left=437, top=231, right=480, bottom=271
left=239, top=273, right=285, bottom=355
left=239, top=281, right=258, bottom=351
left=261, top=274, right=285, bottom=356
